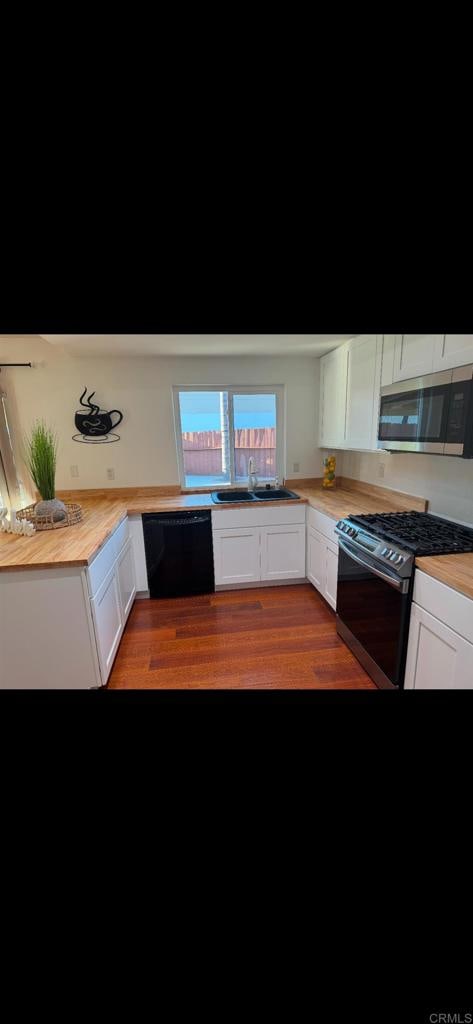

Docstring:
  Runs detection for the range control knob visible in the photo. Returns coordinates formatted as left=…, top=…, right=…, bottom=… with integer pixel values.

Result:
left=395, top=555, right=404, bottom=565
left=389, top=552, right=398, bottom=561
left=381, top=547, right=389, bottom=556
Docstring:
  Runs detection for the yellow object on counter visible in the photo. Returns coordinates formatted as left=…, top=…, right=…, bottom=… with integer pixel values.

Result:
left=322, top=455, right=336, bottom=488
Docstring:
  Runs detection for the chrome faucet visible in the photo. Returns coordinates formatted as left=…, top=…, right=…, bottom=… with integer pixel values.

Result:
left=247, top=456, right=258, bottom=491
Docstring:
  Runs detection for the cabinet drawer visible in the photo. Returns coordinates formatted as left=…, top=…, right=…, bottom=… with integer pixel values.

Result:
left=212, top=504, right=305, bottom=530
left=307, top=506, right=338, bottom=542
left=87, top=517, right=129, bottom=598
left=112, top=517, right=129, bottom=559
left=87, top=534, right=117, bottom=598
left=413, top=570, right=473, bottom=645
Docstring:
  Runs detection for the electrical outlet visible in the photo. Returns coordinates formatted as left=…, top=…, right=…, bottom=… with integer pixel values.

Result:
left=378, top=462, right=385, bottom=478
left=107, top=468, right=115, bottom=480
left=293, top=462, right=300, bottom=473
left=70, top=465, right=79, bottom=478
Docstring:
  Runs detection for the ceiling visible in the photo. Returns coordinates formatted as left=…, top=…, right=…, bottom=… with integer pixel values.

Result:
left=39, top=335, right=354, bottom=358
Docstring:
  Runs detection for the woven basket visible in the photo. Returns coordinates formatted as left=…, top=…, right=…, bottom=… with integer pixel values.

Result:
left=17, top=502, right=83, bottom=531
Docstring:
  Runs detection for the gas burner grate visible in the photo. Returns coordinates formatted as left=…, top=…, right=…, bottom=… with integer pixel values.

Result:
left=347, top=511, right=473, bottom=557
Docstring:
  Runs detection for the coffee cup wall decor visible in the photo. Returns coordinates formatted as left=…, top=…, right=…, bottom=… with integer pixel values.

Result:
left=72, top=387, right=123, bottom=443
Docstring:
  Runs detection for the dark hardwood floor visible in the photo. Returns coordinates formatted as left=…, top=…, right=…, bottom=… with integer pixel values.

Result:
left=108, top=583, right=376, bottom=688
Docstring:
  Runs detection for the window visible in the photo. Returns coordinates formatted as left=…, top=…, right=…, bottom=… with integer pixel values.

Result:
left=173, top=386, right=284, bottom=489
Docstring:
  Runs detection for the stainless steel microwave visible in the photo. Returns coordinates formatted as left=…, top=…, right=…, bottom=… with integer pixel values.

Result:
left=377, top=365, right=473, bottom=457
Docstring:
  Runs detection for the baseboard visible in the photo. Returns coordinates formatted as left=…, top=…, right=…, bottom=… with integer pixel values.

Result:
left=215, top=578, right=307, bottom=591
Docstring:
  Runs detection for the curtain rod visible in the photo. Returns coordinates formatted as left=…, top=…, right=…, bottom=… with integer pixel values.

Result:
left=0, top=363, right=32, bottom=369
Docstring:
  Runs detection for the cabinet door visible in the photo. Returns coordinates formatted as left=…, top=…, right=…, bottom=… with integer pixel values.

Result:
left=345, top=335, right=380, bottom=450
left=393, top=335, right=442, bottom=381
left=319, top=345, right=349, bottom=447
left=90, top=566, right=123, bottom=683
left=128, top=515, right=149, bottom=591
left=117, top=538, right=137, bottom=624
left=404, top=603, right=473, bottom=690
left=213, top=527, right=260, bottom=585
left=381, top=335, right=396, bottom=387
left=324, top=540, right=338, bottom=611
left=306, top=525, right=325, bottom=593
left=260, top=524, right=305, bottom=581
left=433, top=335, right=473, bottom=372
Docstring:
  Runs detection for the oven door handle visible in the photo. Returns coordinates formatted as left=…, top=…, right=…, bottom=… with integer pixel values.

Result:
left=338, top=539, right=410, bottom=594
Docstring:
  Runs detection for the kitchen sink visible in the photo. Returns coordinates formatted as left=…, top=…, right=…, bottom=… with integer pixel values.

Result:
left=211, top=488, right=300, bottom=503
left=252, top=488, right=300, bottom=500
left=211, top=490, right=257, bottom=502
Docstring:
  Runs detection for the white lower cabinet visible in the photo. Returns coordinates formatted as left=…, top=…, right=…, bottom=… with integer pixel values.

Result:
left=307, top=526, right=325, bottom=591
left=90, top=566, right=123, bottom=684
left=88, top=524, right=137, bottom=684
left=117, top=538, right=137, bottom=622
left=325, top=541, right=338, bottom=611
left=213, top=527, right=260, bottom=585
left=306, top=526, right=338, bottom=609
left=212, top=506, right=306, bottom=587
left=0, top=515, right=137, bottom=689
left=404, top=603, right=473, bottom=689
left=128, top=514, right=149, bottom=591
left=260, top=524, right=305, bottom=580
left=404, top=570, right=473, bottom=689
left=306, top=508, right=339, bottom=609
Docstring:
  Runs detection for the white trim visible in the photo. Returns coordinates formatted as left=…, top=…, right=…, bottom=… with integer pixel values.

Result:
left=172, top=385, right=285, bottom=490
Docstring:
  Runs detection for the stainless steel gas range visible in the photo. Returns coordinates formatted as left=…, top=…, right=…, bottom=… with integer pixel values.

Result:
left=334, top=512, right=473, bottom=689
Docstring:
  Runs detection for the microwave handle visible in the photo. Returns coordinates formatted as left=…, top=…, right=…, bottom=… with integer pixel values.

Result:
left=338, top=539, right=410, bottom=593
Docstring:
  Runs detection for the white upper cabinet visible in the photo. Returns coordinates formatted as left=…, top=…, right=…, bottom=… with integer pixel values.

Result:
left=320, top=336, right=382, bottom=452
left=319, top=345, right=349, bottom=448
left=392, top=335, right=443, bottom=381
left=433, top=335, right=473, bottom=372
left=345, top=335, right=381, bottom=451
left=381, top=334, right=396, bottom=387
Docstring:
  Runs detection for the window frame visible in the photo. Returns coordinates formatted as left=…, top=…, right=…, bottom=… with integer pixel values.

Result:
left=0, top=387, right=23, bottom=509
left=172, top=384, right=285, bottom=491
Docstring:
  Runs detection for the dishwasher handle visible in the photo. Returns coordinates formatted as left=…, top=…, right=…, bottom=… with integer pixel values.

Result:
left=144, top=514, right=210, bottom=527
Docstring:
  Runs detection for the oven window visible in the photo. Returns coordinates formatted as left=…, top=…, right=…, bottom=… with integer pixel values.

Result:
left=379, top=387, right=449, bottom=442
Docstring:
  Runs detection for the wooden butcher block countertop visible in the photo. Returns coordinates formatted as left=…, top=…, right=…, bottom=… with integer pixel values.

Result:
left=291, top=477, right=428, bottom=519
left=415, top=553, right=473, bottom=601
left=0, top=478, right=428, bottom=573
left=0, top=486, right=308, bottom=572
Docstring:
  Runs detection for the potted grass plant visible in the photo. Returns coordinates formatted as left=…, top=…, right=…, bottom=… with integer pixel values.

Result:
left=24, top=421, right=67, bottom=522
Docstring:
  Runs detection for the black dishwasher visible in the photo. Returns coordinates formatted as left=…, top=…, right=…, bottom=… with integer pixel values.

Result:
left=142, top=510, right=214, bottom=598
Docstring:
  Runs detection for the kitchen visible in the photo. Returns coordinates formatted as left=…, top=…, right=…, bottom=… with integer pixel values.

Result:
left=1, top=333, right=473, bottom=689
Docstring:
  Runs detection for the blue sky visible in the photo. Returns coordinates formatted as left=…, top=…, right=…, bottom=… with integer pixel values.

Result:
left=179, top=392, right=276, bottom=431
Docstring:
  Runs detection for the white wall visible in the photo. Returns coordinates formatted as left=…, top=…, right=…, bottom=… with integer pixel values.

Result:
left=0, top=337, right=322, bottom=492
left=341, top=449, right=473, bottom=527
